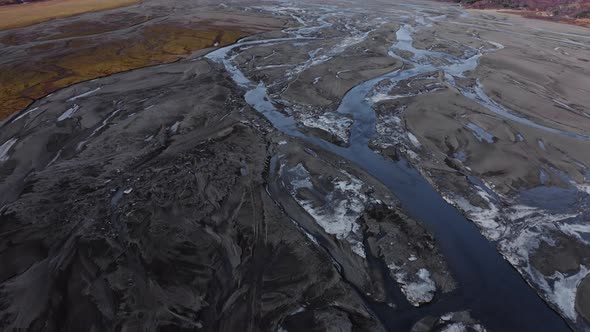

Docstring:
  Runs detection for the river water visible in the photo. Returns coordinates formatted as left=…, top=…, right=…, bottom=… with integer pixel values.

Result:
left=207, top=3, right=571, bottom=331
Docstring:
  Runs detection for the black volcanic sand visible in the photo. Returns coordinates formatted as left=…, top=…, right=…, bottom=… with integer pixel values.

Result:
left=0, top=55, right=465, bottom=331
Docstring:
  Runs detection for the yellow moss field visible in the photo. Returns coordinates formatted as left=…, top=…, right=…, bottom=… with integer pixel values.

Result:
left=0, top=0, right=141, bottom=31
left=0, top=26, right=246, bottom=119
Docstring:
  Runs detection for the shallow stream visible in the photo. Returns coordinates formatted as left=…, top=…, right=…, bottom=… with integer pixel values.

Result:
left=207, top=4, right=571, bottom=331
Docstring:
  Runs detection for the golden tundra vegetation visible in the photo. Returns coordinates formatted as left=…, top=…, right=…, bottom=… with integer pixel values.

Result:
left=0, top=11, right=246, bottom=119
left=0, top=0, right=141, bottom=30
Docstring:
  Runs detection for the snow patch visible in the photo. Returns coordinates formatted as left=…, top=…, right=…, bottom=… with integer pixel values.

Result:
left=465, top=123, right=494, bottom=143
left=547, top=265, right=588, bottom=320
left=441, top=323, right=467, bottom=332
left=67, top=87, right=100, bottom=102
left=388, top=264, right=436, bottom=306
left=454, top=188, right=503, bottom=241
left=169, top=121, right=181, bottom=134
left=57, top=104, right=80, bottom=122
left=12, top=107, right=40, bottom=122
left=285, top=163, right=368, bottom=258
left=0, top=138, right=18, bottom=163
left=407, top=132, right=421, bottom=148
left=387, top=263, right=436, bottom=307
left=300, top=112, right=352, bottom=144
left=445, top=184, right=582, bottom=322
left=403, top=268, right=436, bottom=306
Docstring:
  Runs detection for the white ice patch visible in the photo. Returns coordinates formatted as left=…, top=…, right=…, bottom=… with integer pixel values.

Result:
left=367, top=87, right=443, bottom=104
left=473, top=325, right=487, bottom=332
left=453, top=188, right=503, bottom=241
left=445, top=183, right=583, bottom=322
left=169, top=121, right=181, bottom=134
left=406, top=150, right=419, bottom=160
left=372, top=112, right=425, bottom=160
left=441, top=313, right=453, bottom=321
left=285, top=27, right=371, bottom=79
left=574, top=182, right=590, bottom=195
left=286, top=164, right=368, bottom=258
left=465, top=123, right=494, bottom=143
left=388, top=266, right=436, bottom=306
left=289, top=164, right=314, bottom=190
left=300, top=112, right=353, bottom=144
left=552, top=99, right=576, bottom=112
left=368, top=92, right=396, bottom=103
left=441, top=323, right=467, bottom=332
left=67, top=87, right=100, bottom=102
left=407, top=132, right=421, bottom=148
left=0, top=138, right=18, bottom=162
left=547, top=265, right=589, bottom=320
left=404, top=268, right=436, bottom=306
left=47, top=150, right=62, bottom=167
left=90, top=109, right=121, bottom=138
left=12, top=107, right=40, bottom=122
left=57, top=104, right=80, bottom=122
left=373, top=114, right=403, bottom=148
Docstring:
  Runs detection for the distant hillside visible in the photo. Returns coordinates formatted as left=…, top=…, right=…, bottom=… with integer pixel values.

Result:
left=453, top=0, right=590, bottom=19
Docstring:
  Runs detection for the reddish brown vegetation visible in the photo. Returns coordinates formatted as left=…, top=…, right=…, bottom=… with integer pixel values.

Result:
left=452, top=0, right=590, bottom=27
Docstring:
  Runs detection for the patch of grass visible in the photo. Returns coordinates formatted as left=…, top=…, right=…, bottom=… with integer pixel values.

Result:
left=0, top=0, right=141, bottom=31
left=0, top=24, right=246, bottom=119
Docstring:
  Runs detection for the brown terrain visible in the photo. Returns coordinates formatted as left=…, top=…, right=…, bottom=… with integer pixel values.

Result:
left=0, top=0, right=141, bottom=30
left=452, top=0, right=590, bottom=27
left=0, top=0, right=50, bottom=6
left=0, top=0, right=285, bottom=120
